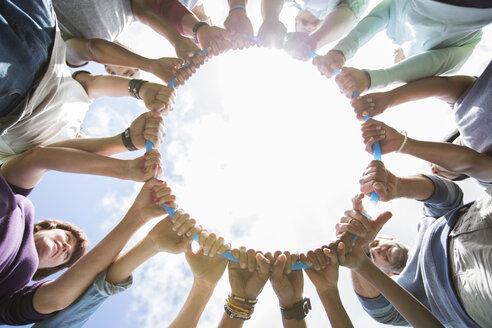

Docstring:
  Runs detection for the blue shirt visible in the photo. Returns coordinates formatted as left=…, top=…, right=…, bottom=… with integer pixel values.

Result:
left=358, top=175, right=482, bottom=327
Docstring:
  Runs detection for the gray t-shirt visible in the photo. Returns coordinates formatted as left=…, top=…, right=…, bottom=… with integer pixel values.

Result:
left=52, top=0, right=134, bottom=41
left=454, top=60, right=492, bottom=156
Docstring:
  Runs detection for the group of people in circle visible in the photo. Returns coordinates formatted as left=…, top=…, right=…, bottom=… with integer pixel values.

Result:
left=1, top=0, right=491, bottom=327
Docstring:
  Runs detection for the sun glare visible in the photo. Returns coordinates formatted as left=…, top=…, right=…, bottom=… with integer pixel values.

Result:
left=165, top=47, right=373, bottom=253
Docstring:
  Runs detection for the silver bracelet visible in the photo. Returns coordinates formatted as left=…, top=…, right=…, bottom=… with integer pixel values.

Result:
left=396, top=131, right=408, bottom=153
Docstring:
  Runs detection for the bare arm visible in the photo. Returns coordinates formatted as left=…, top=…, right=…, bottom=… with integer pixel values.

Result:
left=32, top=179, right=176, bottom=314
left=362, top=119, right=492, bottom=182
left=0, top=146, right=161, bottom=189
left=65, top=38, right=151, bottom=70
left=260, top=0, right=283, bottom=20
left=342, top=246, right=444, bottom=328
left=311, top=6, right=357, bottom=50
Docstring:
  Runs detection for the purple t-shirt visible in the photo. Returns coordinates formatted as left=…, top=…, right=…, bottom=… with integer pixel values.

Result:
left=0, top=174, right=53, bottom=325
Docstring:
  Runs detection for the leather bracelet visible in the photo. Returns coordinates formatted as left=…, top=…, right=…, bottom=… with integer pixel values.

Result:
left=128, top=79, right=147, bottom=99
left=280, top=297, right=311, bottom=320
left=121, top=127, right=139, bottom=151
left=193, top=21, right=209, bottom=44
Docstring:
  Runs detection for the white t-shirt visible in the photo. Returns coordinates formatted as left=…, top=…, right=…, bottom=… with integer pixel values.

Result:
left=0, top=31, right=92, bottom=162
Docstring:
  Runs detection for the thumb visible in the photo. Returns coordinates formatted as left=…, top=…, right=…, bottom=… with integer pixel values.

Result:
left=373, top=182, right=385, bottom=194
left=374, top=211, right=392, bottom=229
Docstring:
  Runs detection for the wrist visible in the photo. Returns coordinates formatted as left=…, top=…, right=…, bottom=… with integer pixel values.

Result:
left=279, top=296, right=303, bottom=309
left=193, top=278, right=218, bottom=290
left=280, top=297, right=311, bottom=321
left=229, top=4, right=246, bottom=14
left=328, top=49, right=346, bottom=63
left=193, top=22, right=210, bottom=44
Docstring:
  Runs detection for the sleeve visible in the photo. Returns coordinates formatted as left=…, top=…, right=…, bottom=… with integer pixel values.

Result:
left=332, top=0, right=391, bottom=60
left=421, top=175, right=464, bottom=218
left=0, top=282, right=54, bottom=325
left=365, top=35, right=482, bottom=89
left=32, top=270, right=133, bottom=328
left=144, top=0, right=193, bottom=35
left=337, top=0, right=370, bottom=21
left=356, top=293, right=410, bottom=326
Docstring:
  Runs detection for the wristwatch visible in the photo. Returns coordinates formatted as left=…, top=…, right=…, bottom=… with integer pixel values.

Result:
left=280, top=297, right=311, bottom=320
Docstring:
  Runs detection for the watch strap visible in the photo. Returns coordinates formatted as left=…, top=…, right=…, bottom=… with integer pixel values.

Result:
left=280, top=297, right=311, bottom=320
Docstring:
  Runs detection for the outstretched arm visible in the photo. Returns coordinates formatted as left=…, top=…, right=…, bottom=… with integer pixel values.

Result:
left=257, top=0, right=287, bottom=48
left=362, top=119, right=492, bottom=183
left=32, top=179, right=177, bottom=314
left=169, top=232, right=230, bottom=328
left=338, top=242, right=444, bottom=328
left=0, top=147, right=162, bottom=189
left=304, top=247, right=353, bottom=328
left=350, top=75, right=475, bottom=120
left=74, top=72, right=176, bottom=113
left=65, top=38, right=183, bottom=84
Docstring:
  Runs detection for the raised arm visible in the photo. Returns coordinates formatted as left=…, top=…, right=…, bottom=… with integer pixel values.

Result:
left=257, top=0, right=287, bottom=48
left=224, top=0, right=255, bottom=50
left=168, top=232, right=230, bottom=328
left=218, top=249, right=272, bottom=327
left=304, top=247, right=353, bottom=328
left=362, top=119, right=492, bottom=183
left=364, top=38, right=480, bottom=90
left=32, top=179, right=177, bottom=314
left=349, top=75, right=476, bottom=120
left=313, top=0, right=390, bottom=78
left=337, top=242, right=444, bottom=328
left=267, top=252, right=307, bottom=328
left=285, top=6, right=358, bottom=61
left=74, top=72, right=176, bottom=112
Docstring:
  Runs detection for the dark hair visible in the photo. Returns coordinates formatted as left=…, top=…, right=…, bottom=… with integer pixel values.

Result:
left=32, top=219, right=89, bottom=280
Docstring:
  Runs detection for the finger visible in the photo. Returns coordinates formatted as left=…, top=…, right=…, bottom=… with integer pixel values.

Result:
left=247, top=249, right=256, bottom=272
left=209, top=236, right=225, bottom=257
left=307, top=250, right=320, bottom=271
left=283, top=251, right=292, bottom=274
left=337, top=242, right=346, bottom=266
left=272, top=254, right=287, bottom=279
left=217, top=242, right=231, bottom=255
left=177, top=218, right=196, bottom=237
left=314, top=248, right=327, bottom=268
left=239, top=246, right=247, bottom=269
left=257, top=253, right=272, bottom=280
left=300, top=253, right=311, bottom=266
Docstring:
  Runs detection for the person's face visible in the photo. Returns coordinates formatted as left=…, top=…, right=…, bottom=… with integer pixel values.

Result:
left=104, top=65, right=139, bottom=78
left=295, top=10, right=322, bottom=34
left=369, top=238, right=408, bottom=274
left=34, top=229, right=77, bottom=269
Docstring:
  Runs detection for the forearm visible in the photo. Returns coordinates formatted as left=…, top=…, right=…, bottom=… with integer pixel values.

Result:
left=0, top=146, right=130, bottom=189
left=366, top=41, right=479, bottom=89
left=332, top=0, right=390, bottom=60
left=356, top=260, right=444, bottom=328
left=66, top=38, right=151, bottom=71
left=106, top=237, right=158, bottom=284
left=317, top=287, right=353, bottom=328
left=133, top=0, right=191, bottom=42
left=311, top=7, right=356, bottom=50
left=229, top=0, right=247, bottom=7
left=351, top=270, right=380, bottom=299
left=282, top=317, right=307, bottom=328
left=261, top=0, right=284, bottom=21
left=394, top=174, right=435, bottom=201
left=47, top=135, right=126, bottom=157
left=75, top=73, right=132, bottom=99
left=33, top=208, right=145, bottom=314
left=181, top=14, right=202, bottom=36
left=386, top=76, right=476, bottom=108
left=168, top=280, right=215, bottom=328
left=401, top=139, right=492, bottom=182
left=218, top=313, right=245, bottom=328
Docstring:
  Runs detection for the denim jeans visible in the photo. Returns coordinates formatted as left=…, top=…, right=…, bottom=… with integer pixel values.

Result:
left=0, top=0, right=56, bottom=115
left=32, top=271, right=133, bottom=328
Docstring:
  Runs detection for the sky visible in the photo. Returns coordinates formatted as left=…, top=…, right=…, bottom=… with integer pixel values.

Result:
left=6, top=1, right=491, bottom=328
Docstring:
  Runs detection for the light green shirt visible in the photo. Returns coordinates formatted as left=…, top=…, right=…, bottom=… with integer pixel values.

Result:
left=333, top=0, right=492, bottom=89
